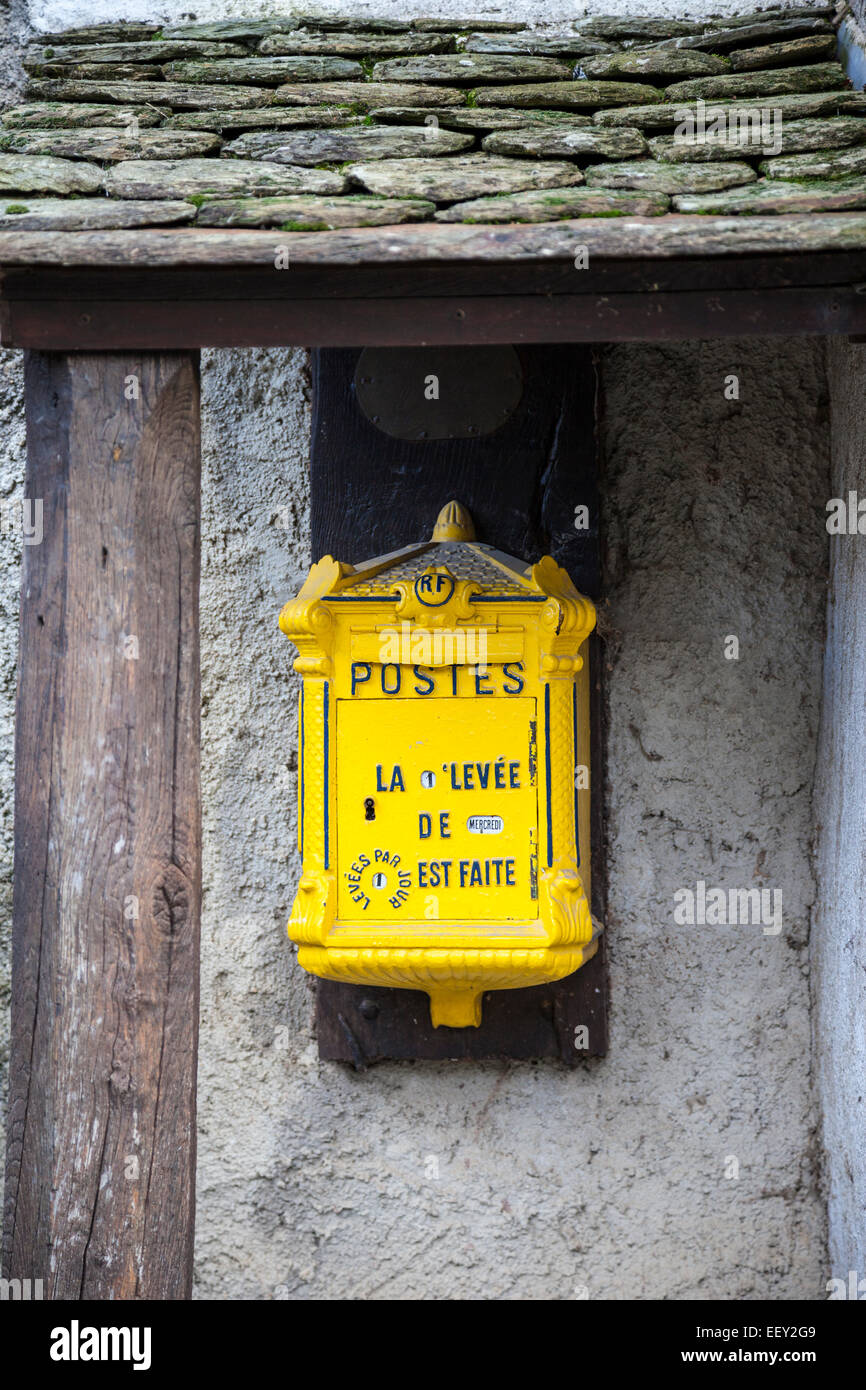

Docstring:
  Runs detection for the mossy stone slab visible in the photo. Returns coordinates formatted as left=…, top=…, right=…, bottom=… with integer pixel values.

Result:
left=371, top=55, right=573, bottom=84
left=666, top=63, right=847, bottom=102
left=706, top=7, right=835, bottom=28
left=585, top=158, right=756, bottom=192
left=0, top=152, right=102, bottom=193
left=373, top=106, right=593, bottom=131
left=666, top=17, right=833, bottom=52
left=163, top=57, right=363, bottom=85
left=0, top=196, right=195, bottom=228
left=259, top=31, right=452, bottom=56
left=26, top=78, right=272, bottom=109
left=0, top=129, right=222, bottom=162
left=482, top=125, right=646, bottom=159
left=461, top=33, right=618, bottom=57
left=580, top=18, right=703, bottom=40
left=346, top=154, right=584, bottom=201
left=760, top=146, right=866, bottom=180
left=477, top=80, right=663, bottom=109
left=37, top=24, right=160, bottom=43
left=435, top=184, right=669, bottom=220
left=293, top=16, right=412, bottom=32
left=223, top=124, right=473, bottom=164
left=728, top=34, right=836, bottom=71
left=593, top=90, right=866, bottom=128
left=411, top=19, right=526, bottom=32
left=673, top=176, right=866, bottom=213
left=197, top=193, right=435, bottom=228
left=25, top=41, right=250, bottom=64
left=159, top=21, right=294, bottom=42
left=166, top=108, right=368, bottom=133
left=1, top=102, right=163, bottom=128
left=580, top=48, right=727, bottom=82
left=273, top=82, right=464, bottom=108
left=650, top=118, right=866, bottom=162
left=24, top=62, right=164, bottom=81
left=105, top=157, right=347, bottom=199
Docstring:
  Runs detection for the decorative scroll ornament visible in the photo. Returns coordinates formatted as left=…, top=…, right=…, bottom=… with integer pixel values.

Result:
left=531, top=555, right=597, bottom=675
left=278, top=555, right=352, bottom=677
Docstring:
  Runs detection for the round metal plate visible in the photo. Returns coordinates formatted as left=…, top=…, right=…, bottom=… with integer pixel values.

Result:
left=354, top=345, right=524, bottom=441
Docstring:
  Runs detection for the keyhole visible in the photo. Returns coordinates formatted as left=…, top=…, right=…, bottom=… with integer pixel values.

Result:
left=364, top=797, right=375, bottom=821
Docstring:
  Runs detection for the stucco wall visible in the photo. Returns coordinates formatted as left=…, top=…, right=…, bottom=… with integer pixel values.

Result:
left=815, top=341, right=866, bottom=1285
left=191, top=338, right=828, bottom=1299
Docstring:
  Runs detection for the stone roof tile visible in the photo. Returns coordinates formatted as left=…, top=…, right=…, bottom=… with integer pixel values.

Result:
left=4, top=11, right=864, bottom=258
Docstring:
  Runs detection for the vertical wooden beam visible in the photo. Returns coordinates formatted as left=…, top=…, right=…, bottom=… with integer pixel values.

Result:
left=310, top=345, right=608, bottom=1064
left=2, top=352, right=201, bottom=1299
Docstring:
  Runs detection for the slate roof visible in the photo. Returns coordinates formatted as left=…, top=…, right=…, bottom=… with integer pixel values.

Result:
left=0, top=8, right=865, bottom=257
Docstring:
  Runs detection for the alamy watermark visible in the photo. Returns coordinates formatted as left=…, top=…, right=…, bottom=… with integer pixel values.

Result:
left=0, top=497, right=42, bottom=545
left=378, top=620, right=488, bottom=669
left=673, top=881, right=782, bottom=936
left=674, top=99, right=783, bottom=157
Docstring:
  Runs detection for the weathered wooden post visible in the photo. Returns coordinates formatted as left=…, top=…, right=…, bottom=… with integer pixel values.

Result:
left=2, top=352, right=202, bottom=1299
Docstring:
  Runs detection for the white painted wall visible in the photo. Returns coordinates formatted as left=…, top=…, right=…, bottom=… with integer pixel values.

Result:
left=27, top=0, right=804, bottom=37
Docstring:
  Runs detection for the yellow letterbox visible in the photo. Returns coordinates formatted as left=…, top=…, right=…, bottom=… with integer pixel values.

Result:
left=279, top=501, right=600, bottom=1028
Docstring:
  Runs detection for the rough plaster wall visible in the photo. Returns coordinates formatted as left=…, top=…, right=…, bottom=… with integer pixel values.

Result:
left=191, top=339, right=828, bottom=1300
left=27, top=2, right=809, bottom=38
left=814, top=341, right=866, bottom=1282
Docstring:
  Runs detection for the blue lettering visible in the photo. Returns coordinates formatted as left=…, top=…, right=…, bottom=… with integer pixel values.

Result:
left=351, top=661, right=372, bottom=695
left=502, top=662, right=524, bottom=694
left=413, top=664, right=434, bottom=695
left=381, top=663, right=401, bottom=694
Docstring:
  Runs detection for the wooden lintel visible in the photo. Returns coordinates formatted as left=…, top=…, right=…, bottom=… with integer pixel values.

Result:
left=2, top=284, right=865, bottom=348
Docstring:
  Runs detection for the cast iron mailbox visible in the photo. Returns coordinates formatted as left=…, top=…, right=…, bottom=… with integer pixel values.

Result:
left=279, top=501, right=599, bottom=1028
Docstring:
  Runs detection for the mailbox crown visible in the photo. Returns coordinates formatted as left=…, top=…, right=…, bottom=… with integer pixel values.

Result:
left=279, top=502, right=599, bottom=1028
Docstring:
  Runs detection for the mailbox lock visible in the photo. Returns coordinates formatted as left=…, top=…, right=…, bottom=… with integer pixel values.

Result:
left=279, top=500, right=600, bottom=1029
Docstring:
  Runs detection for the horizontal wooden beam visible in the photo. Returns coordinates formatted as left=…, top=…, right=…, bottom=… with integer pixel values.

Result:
left=4, top=251, right=866, bottom=300
left=3, top=284, right=865, bottom=347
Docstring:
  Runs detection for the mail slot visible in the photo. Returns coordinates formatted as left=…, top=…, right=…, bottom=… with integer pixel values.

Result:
left=279, top=501, right=600, bottom=1027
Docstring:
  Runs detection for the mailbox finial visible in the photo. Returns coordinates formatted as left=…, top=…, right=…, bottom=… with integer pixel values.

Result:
left=432, top=500, right=475, bottom=542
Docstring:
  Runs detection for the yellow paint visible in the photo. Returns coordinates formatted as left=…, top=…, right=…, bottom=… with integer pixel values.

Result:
left=279, top=502, right=599, bottom=1028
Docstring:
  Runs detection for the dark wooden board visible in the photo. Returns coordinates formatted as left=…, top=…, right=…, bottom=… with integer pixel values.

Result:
left=310, top=344, right=607, bottom=1065
left=4, top=251, right=866, bottom=299
left=2, top=351, right=202, bottom=1298
left=3, top=287, right=864, bottom=348
left=2, top=251, right=866, bottom=348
